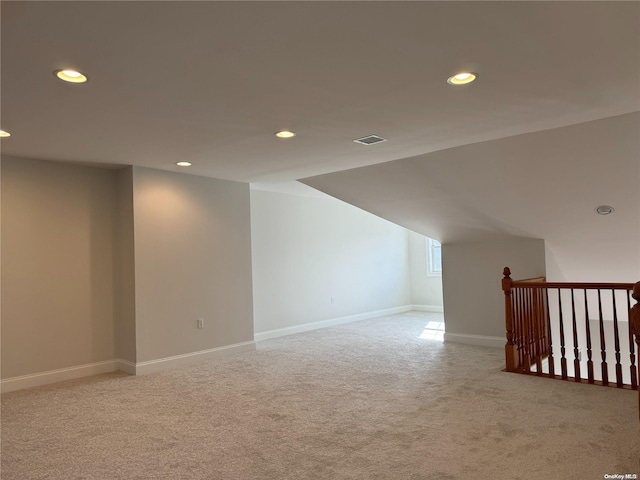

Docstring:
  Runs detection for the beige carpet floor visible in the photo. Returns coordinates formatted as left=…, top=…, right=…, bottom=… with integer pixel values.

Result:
left=1, top=311, right=639, bottom=479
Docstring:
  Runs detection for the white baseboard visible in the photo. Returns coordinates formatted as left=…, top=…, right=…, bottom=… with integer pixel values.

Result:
left=1, top=342, right=256, bottom=393
left=115, top=359, right=137, bottom=375
left=134, top=341, right=256, bottom=375
left=0, top=360, right=120, bottom=394
left=255, top=305, right=413, bottom=342
left=411, top=304, right=444, bottom=313
left=443, top=332, right=504, bottom=349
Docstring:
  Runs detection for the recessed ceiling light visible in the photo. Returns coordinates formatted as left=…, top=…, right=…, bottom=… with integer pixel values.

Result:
left=275, top=131, right=296, bottom=138
left=176, top=161, right=192, bottom=167
left=54, top=69, right=88, bottom=84
left=0, top=130, right=11, bottom=137
left=595, top=205, right=614, bottom=215
left=447, top=72, right=477, bottom=85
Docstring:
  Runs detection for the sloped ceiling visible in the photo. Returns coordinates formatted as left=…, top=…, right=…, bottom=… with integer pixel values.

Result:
left=302, top=113, right=640, bottom=244
left=2, top=1, right=639, bottom=256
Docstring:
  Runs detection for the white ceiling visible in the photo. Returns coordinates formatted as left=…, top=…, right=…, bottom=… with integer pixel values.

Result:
left=302, top=112, right=640, bottom=243
left=3, top=1, right=639, bottom=259
left=2, top=1, right=639, bottom=184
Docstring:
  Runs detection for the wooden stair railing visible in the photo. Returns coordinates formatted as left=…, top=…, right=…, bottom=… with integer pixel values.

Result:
left=502, top=267, right=638, bottom=395
left=630, top=282, right=640, bottom=420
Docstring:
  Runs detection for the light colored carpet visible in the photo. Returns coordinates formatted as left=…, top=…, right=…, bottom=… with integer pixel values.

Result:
left=2, top=311, right=639, bottom=479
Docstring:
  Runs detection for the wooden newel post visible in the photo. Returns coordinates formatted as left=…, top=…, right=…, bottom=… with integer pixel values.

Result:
left=503, top=267, right=518, bottom=372
left=630, top=282, right=640, bottom=421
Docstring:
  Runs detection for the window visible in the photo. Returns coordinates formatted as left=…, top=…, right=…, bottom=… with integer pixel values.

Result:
left=427, top=238, right=442, bottom=276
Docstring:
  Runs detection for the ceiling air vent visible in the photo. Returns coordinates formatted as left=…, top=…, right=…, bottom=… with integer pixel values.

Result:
left=353, top=134, right=387, bottom=146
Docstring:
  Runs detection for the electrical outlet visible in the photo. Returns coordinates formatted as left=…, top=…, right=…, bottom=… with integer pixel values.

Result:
left=197, top=318, right=204, bottom=329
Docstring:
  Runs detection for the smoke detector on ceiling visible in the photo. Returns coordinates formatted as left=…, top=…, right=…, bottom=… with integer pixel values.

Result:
left=353, top=134, right=387, bottom=146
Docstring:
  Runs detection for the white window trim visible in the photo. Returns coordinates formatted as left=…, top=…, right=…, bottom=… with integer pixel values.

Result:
left=427, top=238, right=442, bottom=277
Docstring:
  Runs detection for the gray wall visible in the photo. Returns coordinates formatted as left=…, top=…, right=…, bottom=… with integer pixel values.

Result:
left=1, top=157, right=118, bottom=378
left=7, top=156, right=553, bottom=380
left=1, top=159, right=255, bottom=379
left=132, top=167, right=254, bottom=362
left=251, top=189, right=412, bottom=333
left=442, top=237, right=546, bottom=339
left=114, top=167, right=137, bottom=363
